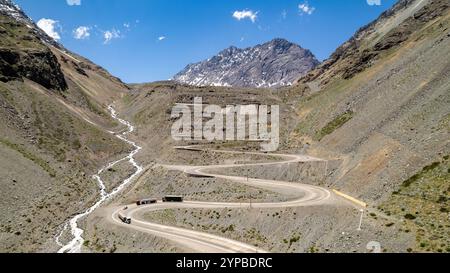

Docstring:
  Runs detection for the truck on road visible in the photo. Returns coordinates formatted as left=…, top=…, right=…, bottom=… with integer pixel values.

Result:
left=162, top=195, right=184, bottom=203
left=118, top=213, right=131, bottom=224
left=136, top=198, right=157, bottom=206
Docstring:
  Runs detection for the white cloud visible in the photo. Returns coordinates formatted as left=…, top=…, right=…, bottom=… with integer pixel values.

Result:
left=158, top=36, right=166, bottom=41
left=232, top=10, right=258, bottom=23
left=66, top=0, right=81, bottom=6
left=123, top=23, right=130, bottom=29
left=73, top=26, right=90, bottom=40
left=298, top=2, right=315, bottom=15
left=281, top=10, right=288, bottom=19
left=367, top=0, right=381, bottom=6
left=103, top=29, right=121, bottom=44
left=37, top=18, right=61, bottom=41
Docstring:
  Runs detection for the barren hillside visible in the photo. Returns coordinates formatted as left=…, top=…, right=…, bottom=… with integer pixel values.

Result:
left=290, top=0, right=449, bottom=252
left=0, top=0, right=448, bottom=254
left=95, top=0, right=449, bottom=253
left=0, top=0, right=131, bottom=252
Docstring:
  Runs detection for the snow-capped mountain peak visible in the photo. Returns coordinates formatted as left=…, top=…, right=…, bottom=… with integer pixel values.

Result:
left=173, top=38, right=320, bottom=88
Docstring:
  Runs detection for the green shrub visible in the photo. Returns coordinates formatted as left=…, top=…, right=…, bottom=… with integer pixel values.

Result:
left=316, top=111, right=354, bottom=141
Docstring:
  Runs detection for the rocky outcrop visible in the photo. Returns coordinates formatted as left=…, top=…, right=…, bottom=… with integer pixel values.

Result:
left=0, top=48, right=67, bottom=90
left=0, top=0, right=68, bottom=91
left=300, top=0, right=449, bottom=85
left=173, top=38, right=319, bottom=88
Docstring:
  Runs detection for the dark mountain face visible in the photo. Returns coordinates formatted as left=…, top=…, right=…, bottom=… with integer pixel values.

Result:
left=300, top=0, right=449, bottom=86
left=173, top=38, right=320, bottom=88
left=0, top=0, right=67, bottom=90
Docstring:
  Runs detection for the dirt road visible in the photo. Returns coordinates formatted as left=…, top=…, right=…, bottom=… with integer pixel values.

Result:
left=110, top=146, right=347, bottom=253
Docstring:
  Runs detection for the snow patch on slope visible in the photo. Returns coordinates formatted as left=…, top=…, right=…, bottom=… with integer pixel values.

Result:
left=173, top=38, right=320, bottom=88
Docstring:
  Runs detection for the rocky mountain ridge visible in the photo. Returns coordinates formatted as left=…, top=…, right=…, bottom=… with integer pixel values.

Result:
left=173, top=38, right=319, bottom=88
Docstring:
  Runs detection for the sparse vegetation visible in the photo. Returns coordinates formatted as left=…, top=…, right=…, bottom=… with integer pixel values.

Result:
left=316, top=111, right=354, bottom=141
left=0, top=138, right=56, bottom=177
left=308, top=245, right=319, bottom=253
left=402, top=162, right=441, bottom=187
left=380, top=155, right=450, bottom=253
left=285, top=233, right=301, bottom=248
left=0, top=15, right=46, bottom=50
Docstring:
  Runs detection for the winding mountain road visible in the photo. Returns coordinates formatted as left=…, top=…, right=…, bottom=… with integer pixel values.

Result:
left=54, top=104, right=355, bottom=253
left=110, top=146, right=345, bottom=253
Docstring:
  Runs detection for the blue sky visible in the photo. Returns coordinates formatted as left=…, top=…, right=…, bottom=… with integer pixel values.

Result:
left=14, top=0, right=397, bottom=83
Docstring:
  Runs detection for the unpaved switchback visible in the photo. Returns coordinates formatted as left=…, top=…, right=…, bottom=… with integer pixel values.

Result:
left=111, top=146, right=356, bottom=253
